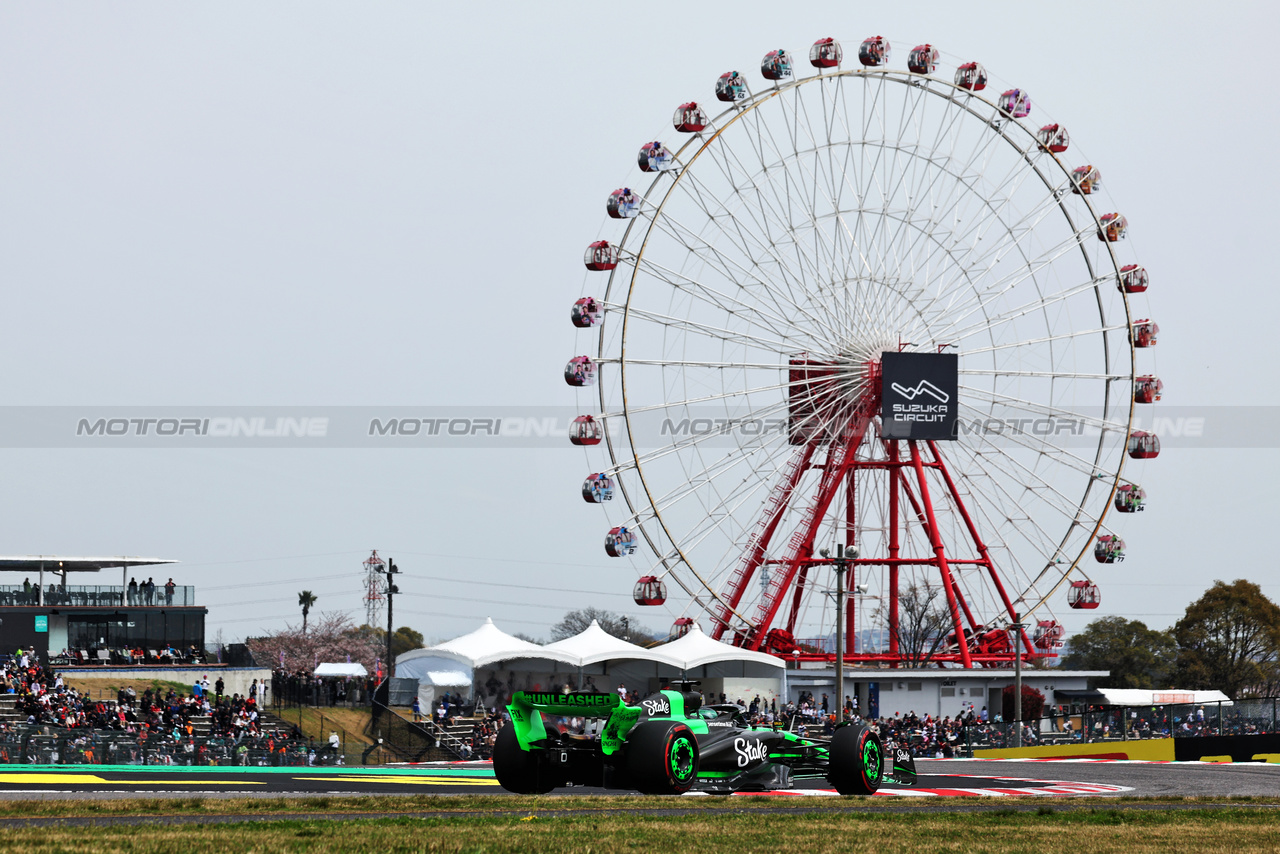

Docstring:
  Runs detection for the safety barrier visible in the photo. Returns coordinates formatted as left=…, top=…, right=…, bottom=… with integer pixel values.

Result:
left=0, top=726, right=346, bottom=766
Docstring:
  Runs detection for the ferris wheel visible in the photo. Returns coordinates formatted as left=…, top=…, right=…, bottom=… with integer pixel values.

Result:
left=565, top=37, right=1160, bottom=666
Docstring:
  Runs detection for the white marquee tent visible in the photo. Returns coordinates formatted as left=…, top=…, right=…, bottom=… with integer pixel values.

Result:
left=395, top=618, right=785, bottom=710
left=541, top=619, right=660, bottom=666
left=313, top=662, right=368, bottom=678
left=653, top=624, right=784, bottom=673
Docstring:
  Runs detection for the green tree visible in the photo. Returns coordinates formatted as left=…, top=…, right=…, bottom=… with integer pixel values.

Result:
left=550, top=607, right=654, bottom=643
left=350, top=624, right=426, bottom=660
left=1173, top=579, right=1280, bottom=699
left=390, top=625, right=425, bottom=660
left=298, top=590, right=318, bottom=634
left=1059, top=616, right=1176, bottom=689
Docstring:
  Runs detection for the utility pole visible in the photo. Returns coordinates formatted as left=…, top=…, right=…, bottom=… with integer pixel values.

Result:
left=375, top=559, right=401, bottom=683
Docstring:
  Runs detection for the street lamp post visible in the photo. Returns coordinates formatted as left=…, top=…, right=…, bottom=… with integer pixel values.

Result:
left=819, top=544, right=858, bottom=722
left=1009, top=617, right=1027, bottom=748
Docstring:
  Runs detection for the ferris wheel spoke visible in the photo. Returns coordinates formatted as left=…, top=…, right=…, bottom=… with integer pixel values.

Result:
left=618, top=447, right=770, bottom=533
left=879, top=92, right=1010, bottom=273
left=934, top=263, right=1111, bottom=347
left=961, top=386, right=1129, bottom=433
left=674, top=163, right=819, bottom=307
left=960, top=368, right=1126, bottom=380
left=655, top=175, right=855, bottom=345
left=632, top=447, right=808, bottom=629
left=672, top=155, right=814, bottom=286
left=957, top=402, right=1123, bottom=484
left=917, top=213, right=1093, bottom=334
left=621, top=359, right=790, bottom=370
left=913, top=178, right=1065, bottom=325
left=608, top=303, right=800, bottom=353
left=644, top=158, right=847, bottom=343
left=708, top=105, right=832, bottom=293
left=780, top=84, right=873, bottom=315
left=618, top=397, right=792, bottom=476
left=954, top=439, right=1102, bottom=538
left=942, top=445, right=1079, bottom=567
left=604, top=380, right=798, bottom=422
left=860, top=85, right=948, bottom=293
left=891, top=141, right=1065, bottom=327
left=960, top=324, right=1128, bottom=356
left=618, top=379, right=861, bottom=497
left=863, top=134, right=1035, bottom=309
left=697, top=121, right=852, bottom=334
left=629, top=256, right=807, bottom=343
left=870, top=91, right=964, bottom=303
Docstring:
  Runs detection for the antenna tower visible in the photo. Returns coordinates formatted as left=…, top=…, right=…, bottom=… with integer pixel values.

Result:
left=363, top=549, right=386, bottom=627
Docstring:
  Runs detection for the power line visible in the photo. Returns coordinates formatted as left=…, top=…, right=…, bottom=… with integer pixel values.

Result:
left=180, top=551, right=365, bottom=569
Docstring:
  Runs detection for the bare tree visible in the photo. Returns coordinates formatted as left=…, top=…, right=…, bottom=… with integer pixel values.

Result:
left=876, top=583, right=954, bottom=667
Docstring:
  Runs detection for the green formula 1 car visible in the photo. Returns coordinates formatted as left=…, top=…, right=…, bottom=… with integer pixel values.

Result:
left=493, top=686, right=911, bottom=795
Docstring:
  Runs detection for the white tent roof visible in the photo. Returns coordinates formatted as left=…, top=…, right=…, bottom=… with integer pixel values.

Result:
left=313, top=662, right=368, bottom=678
left=399, top=617, right=579, bottom=669
left=398, top=618, right=785, bottom=672
left=1095, top=688, right=1232, bottom=706
left=423, top=670, right=471, bottom=687
left=542, top=619, right=659, bottom=666
left=653, top=624, right=784, bottom=671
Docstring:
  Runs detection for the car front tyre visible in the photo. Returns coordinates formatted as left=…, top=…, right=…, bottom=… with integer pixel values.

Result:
left=827, top=724, right=884, bottom=796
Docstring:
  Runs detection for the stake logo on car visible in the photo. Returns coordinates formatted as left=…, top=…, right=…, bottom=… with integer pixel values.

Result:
left=641, top=696, right=671, bottom=716
left=733, top=736, right=769, bottom=768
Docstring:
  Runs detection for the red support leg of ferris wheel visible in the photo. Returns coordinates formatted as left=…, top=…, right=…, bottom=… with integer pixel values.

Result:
left=907, top=439, right=973, bottom=669
left=719, top=358, right=1040, bottom=667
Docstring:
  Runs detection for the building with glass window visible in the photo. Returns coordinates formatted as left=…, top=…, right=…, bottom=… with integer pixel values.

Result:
left=0, top=556, right=206, bottom=662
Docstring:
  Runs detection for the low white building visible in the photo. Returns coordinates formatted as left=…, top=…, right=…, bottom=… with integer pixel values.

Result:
left=787, top=666, right=1109, bottom=720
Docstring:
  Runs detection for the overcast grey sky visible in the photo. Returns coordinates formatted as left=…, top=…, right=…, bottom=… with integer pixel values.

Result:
left=0, top=2, right=1274, bottom=648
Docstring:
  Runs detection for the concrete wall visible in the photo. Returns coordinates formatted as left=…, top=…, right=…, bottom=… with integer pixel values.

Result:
left=60, top=666, right=271, bottom=699
left=666, top=677, right=780, bottom=708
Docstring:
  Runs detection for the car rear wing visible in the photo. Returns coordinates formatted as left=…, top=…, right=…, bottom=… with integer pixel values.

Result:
left=510, top=691, right=622, bottom=717
left=507, top=691, right=640, bottom=753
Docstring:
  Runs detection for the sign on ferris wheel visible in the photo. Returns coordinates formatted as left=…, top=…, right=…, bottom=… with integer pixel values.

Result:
left=564, top=36, right=1161, bottom=668
left=880, top=352, right=959, bottom=441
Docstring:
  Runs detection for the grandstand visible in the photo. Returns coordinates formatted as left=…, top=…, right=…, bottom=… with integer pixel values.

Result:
left=0, top=556, right=208, bottom=665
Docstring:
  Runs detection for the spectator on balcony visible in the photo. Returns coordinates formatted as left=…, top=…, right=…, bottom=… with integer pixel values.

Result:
left=165, top=578, right=176, bottom=605
left=127, top=578, right=138, bottom=605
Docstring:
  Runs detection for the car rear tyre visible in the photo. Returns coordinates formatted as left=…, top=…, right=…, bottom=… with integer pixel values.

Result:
left=625, top=721, right=699, bottom=794
left=493, top=725, right=556, bottom=794
left=827, top=724, right=884, bottom=795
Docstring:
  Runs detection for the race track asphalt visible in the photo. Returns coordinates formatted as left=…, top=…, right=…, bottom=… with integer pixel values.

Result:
left=0, top=758, right=1274, bottom=800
